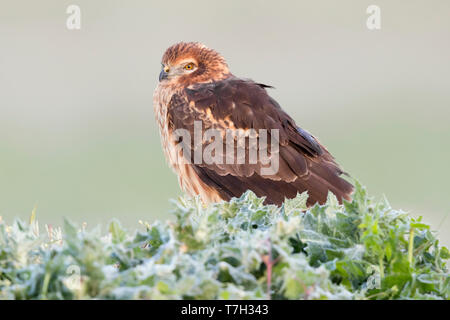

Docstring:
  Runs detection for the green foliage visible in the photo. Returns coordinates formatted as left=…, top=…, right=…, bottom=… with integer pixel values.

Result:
left=0, top=182, right=448, bottom=300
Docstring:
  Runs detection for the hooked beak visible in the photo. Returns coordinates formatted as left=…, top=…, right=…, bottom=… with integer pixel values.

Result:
left=159, top=66, right=169, bottom=82
left=159, top=70, right=168, bottom=82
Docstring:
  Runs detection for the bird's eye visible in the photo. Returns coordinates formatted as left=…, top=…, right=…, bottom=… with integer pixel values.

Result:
left=184, top=63, right=195, bottom=70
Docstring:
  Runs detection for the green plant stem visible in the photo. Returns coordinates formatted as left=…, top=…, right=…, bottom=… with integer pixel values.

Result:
left=408, top=228, right=415, bottom=265
left=378, top=256, right=384, bottom=279
left=41, top=271, right=51, bottom=299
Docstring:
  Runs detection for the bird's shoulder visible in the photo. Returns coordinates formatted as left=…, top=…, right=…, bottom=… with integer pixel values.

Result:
left=186, top=77, right=278, bottom=124
left=168, top=77, right=284, bottom=129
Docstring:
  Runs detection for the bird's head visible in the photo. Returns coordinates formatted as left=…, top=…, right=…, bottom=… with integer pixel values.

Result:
left=158, top=42, right=231, bottom=86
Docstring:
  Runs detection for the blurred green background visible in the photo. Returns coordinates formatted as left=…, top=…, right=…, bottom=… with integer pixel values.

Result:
left=0, top=1, right=449, bottom=246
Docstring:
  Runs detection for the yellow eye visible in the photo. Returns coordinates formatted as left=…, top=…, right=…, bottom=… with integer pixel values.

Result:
left=184, top=63, right=195, bottom=70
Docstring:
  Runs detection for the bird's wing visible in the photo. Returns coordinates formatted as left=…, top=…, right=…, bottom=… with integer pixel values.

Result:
left=167, top=77, right=353, bottom=205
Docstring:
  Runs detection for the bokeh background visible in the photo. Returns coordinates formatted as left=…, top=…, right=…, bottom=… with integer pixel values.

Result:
left=1, top=1, right=449, bottom=245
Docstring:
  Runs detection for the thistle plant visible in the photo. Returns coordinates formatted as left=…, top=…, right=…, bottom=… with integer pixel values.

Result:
left=0, top=182, right=448, bottom=300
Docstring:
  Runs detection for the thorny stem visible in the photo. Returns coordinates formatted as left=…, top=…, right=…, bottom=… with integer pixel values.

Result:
left=408, top=227, right=415, bottom=265
left=262, top=240, right=272, bottom=300
left=262, top=238, right=279, bottom=300
left=41, top=271, right=51, bottom=299
left=365, top=285, right=398, bottom=300
left=378, top=256, right=384, bottom=279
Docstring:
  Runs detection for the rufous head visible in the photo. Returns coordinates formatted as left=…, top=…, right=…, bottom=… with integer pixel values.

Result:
left=158, top=42, right=231, bottom=86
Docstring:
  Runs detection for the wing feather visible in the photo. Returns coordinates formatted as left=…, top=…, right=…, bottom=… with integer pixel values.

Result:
left=168, top=77, right=353, bottom=205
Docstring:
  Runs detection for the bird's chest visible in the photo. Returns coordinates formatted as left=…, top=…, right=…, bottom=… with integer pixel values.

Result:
left=153, top=84, right=223, bottom=203
left=153, top=85, right=184, bottom=171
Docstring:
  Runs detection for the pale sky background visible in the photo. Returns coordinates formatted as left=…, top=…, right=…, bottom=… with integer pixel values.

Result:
left=0, top=1, right=449, bottom=245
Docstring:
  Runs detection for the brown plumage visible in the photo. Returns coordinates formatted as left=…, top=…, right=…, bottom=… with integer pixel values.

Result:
left=153, top=42, right=353, bottom=206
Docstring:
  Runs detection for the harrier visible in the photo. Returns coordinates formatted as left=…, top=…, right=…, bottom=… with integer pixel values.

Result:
left=153, top=42, right=353, bottom=206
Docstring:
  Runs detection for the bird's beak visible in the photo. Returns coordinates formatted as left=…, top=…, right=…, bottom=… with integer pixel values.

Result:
left=159, top=70, right=168, bottom=82
left=159, top=68, right=169, bottom=82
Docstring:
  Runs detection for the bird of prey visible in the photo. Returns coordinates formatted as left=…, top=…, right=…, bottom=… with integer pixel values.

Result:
left=153, top=42, right=353, bottom=206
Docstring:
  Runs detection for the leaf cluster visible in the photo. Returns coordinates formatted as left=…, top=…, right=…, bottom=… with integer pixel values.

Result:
left=0, top=182, right=448, bottom=299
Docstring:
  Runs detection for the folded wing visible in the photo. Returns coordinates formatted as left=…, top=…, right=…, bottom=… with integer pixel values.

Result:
left=167, top=77, right=353, bottom=205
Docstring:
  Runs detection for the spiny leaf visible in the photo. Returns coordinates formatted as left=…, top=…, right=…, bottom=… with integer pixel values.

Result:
left=0, top=183, right=448, bottom=300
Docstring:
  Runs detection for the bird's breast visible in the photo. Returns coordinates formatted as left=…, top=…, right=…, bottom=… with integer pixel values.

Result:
left=153, top=84, right=180, bottom=170
left=152, top=84, right=223, bottom=203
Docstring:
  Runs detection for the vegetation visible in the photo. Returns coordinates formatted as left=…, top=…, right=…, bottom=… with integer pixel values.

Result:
left=0, top=182, right=448, bottom=300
